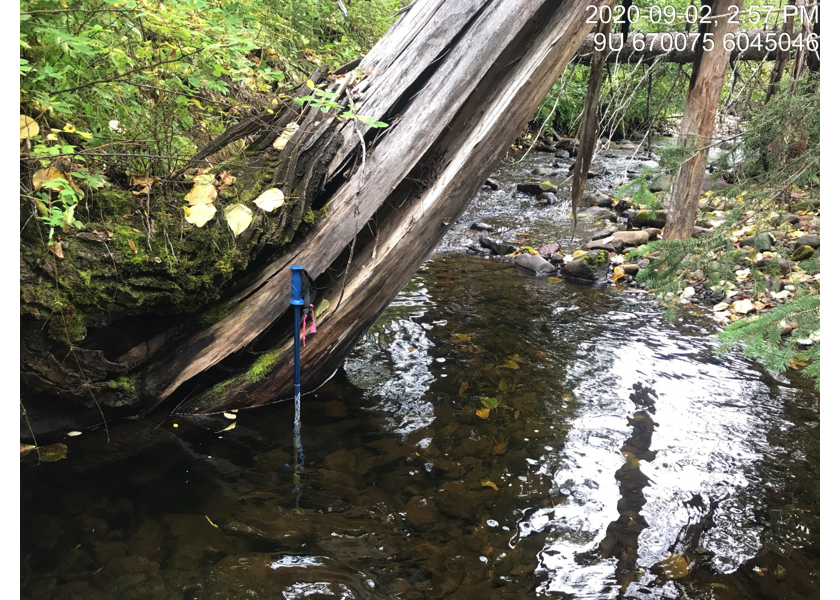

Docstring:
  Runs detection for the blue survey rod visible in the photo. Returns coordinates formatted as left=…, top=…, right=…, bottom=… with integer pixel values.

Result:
left=290, top=266, right=305, bottom=475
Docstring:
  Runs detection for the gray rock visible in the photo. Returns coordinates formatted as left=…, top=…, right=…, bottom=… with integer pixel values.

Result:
left=611, top=230, right=650, bottom=246
left=596, top=195, right=614, bottom=208
left=754, top=232, right=774, bottom=251
left=554, top=149, right=571, bottom=159
left=484, top=178, right=501, bottom=191
left=772, top=213, right=800, bottom=226
left=470, top=222, right=494, bottom=231
left=581, top=189, right=610, bottom=208
left=693, top=226, right=713, bottom=238
left=579, top=207, right=616, bottom=222
left=532, top=167, right=551, bottom=176
left=643, top=227, right=661, bottom=240
left=536, top=192, right=558, bottom=206
left=622, top=264, right=640, bottom=276
left=514, top=253, right=556, bottom=274
left=796, top=234, right=820, bottom=248
left=479, top=236, right=515, bottom=256
left=582, top=239, right=620, bottom=252
left=561, top=259, right=599, bottom=282
left=591, top=226, right=617, bottom=240
left=538, top=242, right=560, bottom=255
left=649, top=174, right=673, bottom=193
left=534, top=145, right=558, bottom=153
left=549, top=253, right=565, bottom=265
left=556, top=138, right=579, bottom=155
left=630, top=210, right=667, bottom=229
left=517, top=182, right=558, bottom=196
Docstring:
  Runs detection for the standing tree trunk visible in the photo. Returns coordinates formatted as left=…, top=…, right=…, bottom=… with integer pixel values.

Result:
left=571, top=10, right=612, bottom=228
left=765, top=0, right=797, bottom=103
left=664, top=0, right=743, bottom=241
left=21, top=0, right=610, bottom=429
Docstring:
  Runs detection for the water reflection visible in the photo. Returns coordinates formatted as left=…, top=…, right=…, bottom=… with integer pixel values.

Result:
left=20, top=256, right=818, bottom=599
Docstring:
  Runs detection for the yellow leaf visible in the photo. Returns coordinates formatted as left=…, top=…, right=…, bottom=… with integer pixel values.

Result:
left=183, top=203, right=217, bottom=227
left=224, top=203, right=253, bottom=237
left=458, top=382, right=469, bottom=394
left=223, top=412, right=236, bottom=420
left=314, top=298, right=329, bottom=318
left=272, top=122, right=299, bottom=152
left=20, top=444, right=37, bottom=457
left=67, top=431, right=82, bottom=437
left=32, top=167, right=66, bottom=191
left=254, top=188, right=286, bottom=212
left=476, top=408, right=491, bottom=420
left=613, top=266, right=625, bottom=282
left=185, top=183, right=217, bottom=206
left=62, top=123, right=76, bottom=133
left=497, top=361, right=519, bottom=370
left=547, top=277, right=563, bottom=283
left=216, top=422, right=236, bottom=433
left=572, top=250, right=587, bottom=259
left=193, top=173, right=216, bottom=186
left=205, top=515, right=219, bottom=528
left=20, top=115, right=39, bottom=139
left=481, top=480, right=499, bottom=491
left=306, top=79, right=315, bottom=90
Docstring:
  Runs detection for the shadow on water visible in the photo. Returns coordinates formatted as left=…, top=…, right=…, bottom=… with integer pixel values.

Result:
left=22, top=254, right=818, bottom=599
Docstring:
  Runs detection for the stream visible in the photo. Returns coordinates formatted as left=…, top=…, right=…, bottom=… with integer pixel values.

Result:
left=20, top=144, right=819, bottom=599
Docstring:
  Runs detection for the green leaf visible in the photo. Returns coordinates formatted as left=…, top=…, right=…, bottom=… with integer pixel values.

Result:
left=480, top=396, right=499, bottom=409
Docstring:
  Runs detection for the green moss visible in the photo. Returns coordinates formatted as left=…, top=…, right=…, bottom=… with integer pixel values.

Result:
left=634, top=210, right=667, bottom=227
left=246, top=348, right=282, bottom=383
left=107, top=375, right=136, bottom=392
left=200, top=302, right=238, bottom=325
left=581, top=249, right=609, bottom=267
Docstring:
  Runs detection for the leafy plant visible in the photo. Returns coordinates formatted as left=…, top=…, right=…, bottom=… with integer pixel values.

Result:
left=294, top=79, right=388, bottom=127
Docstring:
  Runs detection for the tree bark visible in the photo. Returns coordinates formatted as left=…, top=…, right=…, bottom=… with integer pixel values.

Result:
left=765, top=0, right=796, bottom=103
left=21, top=0, right=610, bottom=429
left=664, top=0, right=743, bottom=241
left=571, top=12, right=612, bottom=227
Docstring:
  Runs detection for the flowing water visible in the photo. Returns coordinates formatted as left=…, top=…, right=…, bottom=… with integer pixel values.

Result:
left=21, top=146, right=819, bottom=599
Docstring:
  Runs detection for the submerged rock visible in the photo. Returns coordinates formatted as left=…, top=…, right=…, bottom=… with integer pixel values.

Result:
left=483, top=178, right=501, bottom=191
left=536, top=192, right=558, bottom=206
left=470, top=222, right=494, bottom=232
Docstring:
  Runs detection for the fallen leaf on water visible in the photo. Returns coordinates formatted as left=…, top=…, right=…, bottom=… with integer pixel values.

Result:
left=613, top=266, right=625, bottom=282
left=458, top=382, right=469, bottom=394
left=20, top=444, right=37, bottom=457
left=216, top=422, right=236, bottom=433
left=67, top=431, right=82, bottom=437
left=451, top=333, right=471, bottom=344
left=496, top=361, right=519, bottom=370
left=39, top=443, right=68, bottom=463
left=254, top=188, right=286, bottom=212
left=476, top=408, right=491, bottom=420
left=492, top=441, right=507, bottom=455
left=205, top=515, right=219, bottom=528
left=480, top=396, right=499, bottom=409
left=223, top=412, right=236, bottom=420
left=224, top=203, right=253, bottom=237
left=657, top=553, right=689, bottom=579
left=547, top=277, right=563, bottom=283
left=183, top=203, right=217, bottom=227
left=481, top=480, right=499, bottom=491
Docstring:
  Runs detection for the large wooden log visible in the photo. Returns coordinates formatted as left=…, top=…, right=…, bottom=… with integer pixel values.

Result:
left=124, top=0, right=611, bottom=414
